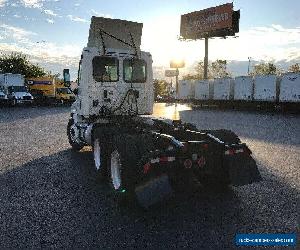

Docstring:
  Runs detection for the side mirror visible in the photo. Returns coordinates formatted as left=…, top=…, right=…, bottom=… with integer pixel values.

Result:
left=63, top=69, right=71, bottom=87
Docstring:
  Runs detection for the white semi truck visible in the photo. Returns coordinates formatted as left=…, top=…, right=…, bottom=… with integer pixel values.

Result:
left=0, top=73, right=33, bottom=106
left=67, top=17, right=261, bottom=208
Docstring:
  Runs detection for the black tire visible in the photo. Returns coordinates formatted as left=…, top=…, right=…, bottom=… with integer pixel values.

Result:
left=108, top=134, right=140, bottom=204
left=92, top=137, right=109, bottom=181
left=11, top=98, right=16, bottom=107
left=67, top=119, right=84, bottom=151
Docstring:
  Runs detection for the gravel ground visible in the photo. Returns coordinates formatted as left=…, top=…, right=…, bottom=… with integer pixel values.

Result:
left=0, top=104, right=299, bottom=249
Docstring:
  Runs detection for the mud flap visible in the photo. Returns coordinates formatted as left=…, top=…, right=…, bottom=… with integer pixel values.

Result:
left=226, top=154, right=262, bottom=186
left=135, top=175, right=173, bottom=208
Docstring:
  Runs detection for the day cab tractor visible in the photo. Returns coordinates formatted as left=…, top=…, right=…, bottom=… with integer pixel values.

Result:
left=67, top=17, right=262, bottom=208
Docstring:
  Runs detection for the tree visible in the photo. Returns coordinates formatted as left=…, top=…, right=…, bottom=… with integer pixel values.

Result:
left=250, top=62, right=280, bottom=75
left=0, top=52, right=46, bottom=78
left=182, top=59, right=231, bottom=80
left=288, top=63, right=300, bottom=73
left=153, top=79, right=169, bottom=97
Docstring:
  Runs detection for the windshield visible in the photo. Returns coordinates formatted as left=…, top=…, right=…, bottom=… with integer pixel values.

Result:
left=57, top=88, right=72, bottom=94
left=93, top=56, right=118, bottom=82
left=9, top=86, right=27, bottom=92
left=123, top=59, right=147, bottom=83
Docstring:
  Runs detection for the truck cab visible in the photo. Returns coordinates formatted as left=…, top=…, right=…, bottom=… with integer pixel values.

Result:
left=72, top=47, right=153, bottom=118
left=56, top=87, right=75, bottom=104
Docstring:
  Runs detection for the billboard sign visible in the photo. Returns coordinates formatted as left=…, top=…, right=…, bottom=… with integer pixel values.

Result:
left=165, top=70, right=179, bottom=77
left=180, top=3, right=235, bottom=39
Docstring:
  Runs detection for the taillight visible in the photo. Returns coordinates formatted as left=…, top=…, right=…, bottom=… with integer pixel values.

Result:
left=225, top=148, right=235, bottom=155
left=143, top=163, right=151, bottom=174
left=197, top=156, right=206, bottom=168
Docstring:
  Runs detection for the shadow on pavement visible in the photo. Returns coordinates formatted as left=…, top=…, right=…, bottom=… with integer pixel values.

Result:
left=0, top=149, right=298, bottom=249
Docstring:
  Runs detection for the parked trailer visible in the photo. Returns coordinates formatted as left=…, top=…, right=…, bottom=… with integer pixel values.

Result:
left=234, top=76, right=253, bottom=101
left=279, top=73, right=300, bottom=102
left=67, top=17, right=261, bottom=208
left=211, top=77, right=234, bottom=108
left=194, top=80, right=211, bottom=100
left=278, top=73, right=300, bottom=112
left=189, top=74, right=299, bottom=112
left=177, top=80, right=194, bottom=100
left=212, top=78, right=234, bottom=100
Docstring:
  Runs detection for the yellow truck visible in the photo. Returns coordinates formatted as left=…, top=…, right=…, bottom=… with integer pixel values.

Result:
left=27, top=77, right=75, bottom=104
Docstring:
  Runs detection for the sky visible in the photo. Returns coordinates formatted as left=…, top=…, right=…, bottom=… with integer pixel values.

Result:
left=0, top=0, right=300, bottom=79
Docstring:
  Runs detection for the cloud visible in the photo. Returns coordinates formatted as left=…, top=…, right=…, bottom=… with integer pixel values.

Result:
left=0, top=23, right=81, bottom=76
left=74, top=3, right=80, bottom=7
left=0, top=24, right=37, bottom=42
left=21, top=0, right=43, bottom=8
left=67, top=14, right=88, bottom=23
left=46, top=18, right=54, bottom=24
left=44, top=9, right=57, bottom=16
left=90, top=9, right=112, bottom=18
left=14, top=14, right=21, bottom=18
left=0, top=0, right=6, bottom=8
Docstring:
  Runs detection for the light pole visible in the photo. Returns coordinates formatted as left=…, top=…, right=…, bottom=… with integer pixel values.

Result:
left=170, top=60, right=185, bottom=99
left=247, top=57, right=252, bottom=75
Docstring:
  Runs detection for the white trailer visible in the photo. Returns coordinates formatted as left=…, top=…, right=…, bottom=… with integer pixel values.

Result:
left=177, top=80, right=194, bottom=100
left=253, top=75, right=277, bottom=102
left=212, top=78, right=234, bottom=101
left=194, top=80, right=211, bottom=100
left=234, top=76, right=253, bottom=101
left=279, top=73, right=300, bottom=103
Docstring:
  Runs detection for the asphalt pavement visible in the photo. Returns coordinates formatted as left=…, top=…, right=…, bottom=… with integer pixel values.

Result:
left=0, top=104, right=299, bottom=249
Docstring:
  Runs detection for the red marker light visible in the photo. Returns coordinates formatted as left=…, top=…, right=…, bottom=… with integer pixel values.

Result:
left=184, top=159, right=193, bottom=169
left=143, top=163, right=151, bottom=174
left=197, top=156, right=206, bottom=168
left=159, top=156, right=168, bottom=162
left=225, top=149, right=235, bottom=155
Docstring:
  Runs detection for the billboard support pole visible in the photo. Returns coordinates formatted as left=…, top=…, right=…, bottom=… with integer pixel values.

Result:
left=175, top=68, right=179, bottom=98
left=204, top=37, right=208, bottom=79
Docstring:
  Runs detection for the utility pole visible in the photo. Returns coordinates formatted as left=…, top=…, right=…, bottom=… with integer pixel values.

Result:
left=247, top=57, right=252, bottom=75
left=204, top=37, right=209, bottom=79
left=175, top=68, right=179, bottom=97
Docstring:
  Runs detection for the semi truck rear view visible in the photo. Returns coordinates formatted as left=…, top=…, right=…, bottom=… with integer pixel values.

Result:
left=67, top=17, right=262, bottom=208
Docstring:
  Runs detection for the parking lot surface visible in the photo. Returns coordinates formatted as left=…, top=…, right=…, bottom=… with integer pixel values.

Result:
left=0, top=104, right=299, bottom=248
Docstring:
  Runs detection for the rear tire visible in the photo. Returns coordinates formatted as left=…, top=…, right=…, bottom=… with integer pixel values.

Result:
left=108, top=134, right=140, bottom=204
left=92, top=138, right=108, bottom=180
left=11, top=98, right=16, bottom=106
left=67, top=119, right=84, bottom=151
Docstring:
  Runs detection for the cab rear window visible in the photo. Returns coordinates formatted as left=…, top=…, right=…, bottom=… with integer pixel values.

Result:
left=93, top=56, right=118, bottom=82
left=123, top=59, right=146, bottom=83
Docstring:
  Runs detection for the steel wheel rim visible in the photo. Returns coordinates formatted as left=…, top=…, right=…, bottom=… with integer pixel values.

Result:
left=93, top=138, right=101, bottom=170
left=110, top=150, right=121, bottom=190
left=69, top=124, right=77, bottom=143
